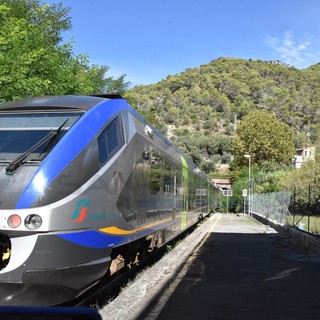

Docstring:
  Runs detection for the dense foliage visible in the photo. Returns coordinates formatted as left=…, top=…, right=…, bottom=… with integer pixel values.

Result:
left=126, top=57, right=320, bottom=171
left=225, top=162, right=289, bottom=213
left=232, top=110, right=295, bottom=168
left=0, top=0, right=129, bottom=102
left=280, top=146, right=320, bottom=215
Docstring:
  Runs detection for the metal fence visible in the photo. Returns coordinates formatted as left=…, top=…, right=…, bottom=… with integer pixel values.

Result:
left=251, top=191, right=292, bottom=224
left=251, top=190, right=320, bottom=235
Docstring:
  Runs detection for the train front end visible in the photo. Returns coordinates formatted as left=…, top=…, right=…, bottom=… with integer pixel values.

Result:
left=0, top=95, right=125, bottom=306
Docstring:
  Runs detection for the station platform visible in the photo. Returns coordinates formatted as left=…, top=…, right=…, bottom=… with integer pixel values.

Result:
left=101, top=214, right=320, bottom=320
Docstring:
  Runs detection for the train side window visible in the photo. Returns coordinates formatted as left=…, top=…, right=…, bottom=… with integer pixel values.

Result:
left=163, top=160, right=173, bottom=195
left=98, top=116, right=124, bottom=165
left=150, top=151, right=161, bottom=194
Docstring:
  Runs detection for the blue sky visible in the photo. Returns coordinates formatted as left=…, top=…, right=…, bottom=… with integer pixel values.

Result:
left=44, top=0, right=320, bottom=87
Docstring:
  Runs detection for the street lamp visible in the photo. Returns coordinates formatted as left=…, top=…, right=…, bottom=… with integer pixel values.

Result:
left=244, top=154, right=251, bottom=216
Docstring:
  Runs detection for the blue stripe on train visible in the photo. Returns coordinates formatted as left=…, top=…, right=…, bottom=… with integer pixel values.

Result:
left=16, top=99, right=130, bottom=209
left=57, top=231, right=127, bottom=248
left=57, top=227, right=155, bottom=249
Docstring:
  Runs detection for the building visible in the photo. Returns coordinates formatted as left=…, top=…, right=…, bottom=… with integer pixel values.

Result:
left=292, top=147, right=315, bottom=169
left=212, top=178, right=232, bottom=190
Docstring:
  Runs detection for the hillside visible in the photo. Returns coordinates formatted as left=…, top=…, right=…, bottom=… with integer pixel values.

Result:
left=124, top=57, right=320, bottom=172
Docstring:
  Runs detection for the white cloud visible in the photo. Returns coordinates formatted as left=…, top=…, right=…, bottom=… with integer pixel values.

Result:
left=264, top=31, right=319, bottom=68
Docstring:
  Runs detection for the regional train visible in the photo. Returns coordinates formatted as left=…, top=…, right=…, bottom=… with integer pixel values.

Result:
left=0, top=95, right=218, bottom=306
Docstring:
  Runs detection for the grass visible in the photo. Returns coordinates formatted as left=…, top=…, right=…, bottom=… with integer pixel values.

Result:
left=286, top=214, right=320, bottom=235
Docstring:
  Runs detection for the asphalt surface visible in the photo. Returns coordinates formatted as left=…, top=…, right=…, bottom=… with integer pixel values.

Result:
left=101, top=214, right=320, bottom=320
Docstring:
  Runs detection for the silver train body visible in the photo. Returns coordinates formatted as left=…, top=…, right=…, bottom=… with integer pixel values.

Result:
left=0, top=95, right=218, bottom=306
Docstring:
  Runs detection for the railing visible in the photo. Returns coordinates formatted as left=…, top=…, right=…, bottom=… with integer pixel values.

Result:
left=251, top=191, right=292, bottom=224
left=251, top=190, right=320, bottom=236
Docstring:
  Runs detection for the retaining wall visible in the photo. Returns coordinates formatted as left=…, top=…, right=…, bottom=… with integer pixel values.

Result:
left=252, top=212, right=320, bottom=255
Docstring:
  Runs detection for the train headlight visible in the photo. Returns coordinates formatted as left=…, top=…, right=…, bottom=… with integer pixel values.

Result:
left=8, top=215, right=22, bottom=228
left=24, top=214, right=42, bottom=230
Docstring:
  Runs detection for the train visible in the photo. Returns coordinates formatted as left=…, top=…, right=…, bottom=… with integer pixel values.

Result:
left=0, top=94, right=219, bottom=306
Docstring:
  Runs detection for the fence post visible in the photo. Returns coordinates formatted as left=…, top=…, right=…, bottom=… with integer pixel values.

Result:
left=308, top=184, right=311, bottom=233
left=293, top=187, right=296, bottom=227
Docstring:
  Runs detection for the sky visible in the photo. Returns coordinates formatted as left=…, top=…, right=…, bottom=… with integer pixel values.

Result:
left=44, top=0, right=320, bottom=87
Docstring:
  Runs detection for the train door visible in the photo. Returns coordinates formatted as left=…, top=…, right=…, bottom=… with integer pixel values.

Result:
left=180, top=156, right=188, bottom=229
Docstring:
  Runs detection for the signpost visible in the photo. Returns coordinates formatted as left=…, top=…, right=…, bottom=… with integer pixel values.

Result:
left=242, top=189, right=248, bottom=214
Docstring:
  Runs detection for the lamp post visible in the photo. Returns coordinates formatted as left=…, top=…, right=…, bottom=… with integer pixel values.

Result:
left=244, top=154, right=251, bottom=216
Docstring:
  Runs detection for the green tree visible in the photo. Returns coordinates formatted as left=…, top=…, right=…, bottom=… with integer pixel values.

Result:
left=232, top=110, right=295, bottom=168
left=281, top=149, right=320, bottom=210
left=0, top=0, right=129, bottom=101
left=280, top=160, right=317, bottom=214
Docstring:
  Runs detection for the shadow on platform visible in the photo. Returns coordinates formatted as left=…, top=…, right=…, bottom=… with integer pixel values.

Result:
left=143, top=231, right=320, bottom=320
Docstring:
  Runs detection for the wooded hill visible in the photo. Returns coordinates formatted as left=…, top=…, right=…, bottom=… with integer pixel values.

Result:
left=125, top=57, right=320, bottom=172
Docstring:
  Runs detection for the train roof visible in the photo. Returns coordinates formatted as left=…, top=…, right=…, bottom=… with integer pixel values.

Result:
left=0, top=94, right=123, bottom=112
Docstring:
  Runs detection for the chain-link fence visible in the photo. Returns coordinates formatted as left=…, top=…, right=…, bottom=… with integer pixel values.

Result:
left=251, top=191, right=292, bottom=224
left=251, top=190, right=320, bottom=235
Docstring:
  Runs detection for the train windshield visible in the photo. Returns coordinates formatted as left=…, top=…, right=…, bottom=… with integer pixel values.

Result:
left=0, top=112, right=83, bottom=162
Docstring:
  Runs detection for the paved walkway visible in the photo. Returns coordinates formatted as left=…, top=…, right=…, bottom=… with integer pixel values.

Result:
left=145, top=214, right=320, bottom=320
left=101, top=214, right=320, bottom=320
